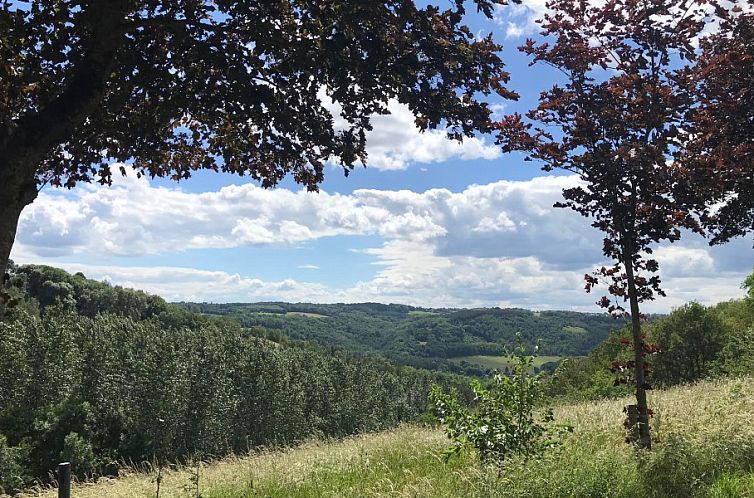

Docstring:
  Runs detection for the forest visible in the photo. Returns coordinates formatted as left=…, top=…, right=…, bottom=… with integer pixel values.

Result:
left=0, top=264, right=468, bottom=492
left=183, top=301, right=624, bottom=375
left=3, top=263, right=753, bottom=496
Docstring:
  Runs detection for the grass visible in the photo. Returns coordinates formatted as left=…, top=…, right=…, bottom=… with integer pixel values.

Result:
left=23, top=377, right=754, bottom=498
left=562, top=325, right=587, bottom=334
left=284, top=312, right=329, bottom=319
left=451, top=354, right=563, bottom=371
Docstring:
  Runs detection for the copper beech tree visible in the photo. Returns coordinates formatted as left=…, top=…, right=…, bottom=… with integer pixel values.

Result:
left=496, top=0, right=729, bottom=448
left=0, top=0, right=520, bottom=301
left=681, top=9, right=754, bottom=244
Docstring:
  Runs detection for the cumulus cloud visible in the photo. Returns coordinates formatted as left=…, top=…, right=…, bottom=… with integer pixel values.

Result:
left=493, top=0, right=549, bottom=39
left=324, top=95, right=500, bottom=170
left=12, top=171, right=752, bottom=311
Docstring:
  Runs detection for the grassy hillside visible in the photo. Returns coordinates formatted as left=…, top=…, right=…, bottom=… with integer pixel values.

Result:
left=183, top=302, right=624, bottom=374
left=30, top=377, right=754, bottom=498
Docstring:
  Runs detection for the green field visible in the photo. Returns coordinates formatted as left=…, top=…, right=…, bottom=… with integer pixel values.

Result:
left=451, top=354, right=564, bottom=371
left=31, top=377, right=754, bottom=498
left=285, top=311, right=329, bottom=319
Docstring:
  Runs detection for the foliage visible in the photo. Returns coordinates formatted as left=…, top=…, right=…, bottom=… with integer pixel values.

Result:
left=0, top=433, right=28, bottom=495
left=681, top=9, right=754, bottom=244
left=546, top=330, right=635, bottom=401
left=60, top=432, right=98, bottom=478
left=0, top=272, right=468, bottom=488
left=186, top=301, right=623, bottom=374
left=647, top=302, right=727, bottom=386
left=712, top=326, right=754, bottom=377
left=430, top=337, right=571, bottom=467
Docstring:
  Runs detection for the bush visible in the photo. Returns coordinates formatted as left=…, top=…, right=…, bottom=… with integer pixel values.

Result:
left=430, top=336, right=571, bottom=468
left=0, top=433, right=28, bottom=494
left=61, top=432, right=98, bottom=477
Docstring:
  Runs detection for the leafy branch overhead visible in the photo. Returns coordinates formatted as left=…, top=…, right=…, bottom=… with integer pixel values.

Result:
left=0, top=0, right=519, bottom=191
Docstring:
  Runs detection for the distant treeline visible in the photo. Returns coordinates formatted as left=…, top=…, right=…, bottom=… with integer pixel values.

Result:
left=548, top=269, right=754, bottom=399
left=0, top=264, right=466, bottom=492
left=182, top=301, right=625, bottom=375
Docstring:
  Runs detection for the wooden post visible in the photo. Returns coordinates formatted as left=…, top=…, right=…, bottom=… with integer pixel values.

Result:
left=58, top=462, right=71, bottom=498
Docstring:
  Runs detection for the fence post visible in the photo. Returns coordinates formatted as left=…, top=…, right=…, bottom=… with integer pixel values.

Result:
left=58, top=462, right=71, bottom=498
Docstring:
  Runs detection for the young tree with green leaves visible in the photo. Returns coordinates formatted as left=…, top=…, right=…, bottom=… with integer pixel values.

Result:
left=430, top=336, right=570, bottom=469
left=496, top=0, right=727, bottom=449
left=0, top=0, right=520, bottom=303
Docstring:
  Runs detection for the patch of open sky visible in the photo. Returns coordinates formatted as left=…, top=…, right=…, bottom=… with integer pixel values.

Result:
left=147, top=152, right=569, bottom=196
left=66, top=234, right=384, bottom=288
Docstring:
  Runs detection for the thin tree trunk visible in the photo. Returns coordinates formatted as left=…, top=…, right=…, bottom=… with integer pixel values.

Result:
left=623, top=248, right=652, bottom=450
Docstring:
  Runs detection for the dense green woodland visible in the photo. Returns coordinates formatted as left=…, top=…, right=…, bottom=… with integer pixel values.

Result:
left=0, top=264, right=467, bottom=492
left=182, top=301, right=624, bottom=374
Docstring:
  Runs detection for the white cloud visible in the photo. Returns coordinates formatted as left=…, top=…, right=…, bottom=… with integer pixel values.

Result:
left=48, top=263, right=332, bottom=304
left=323, top=94, right=500, bottom=171
left=11, top=170, right=752, bottom=311
left=493, top=0, right=549, bottom=39
left=652, top=246, right=716, bottom=277
left=297, top=264, right=320, bottom=270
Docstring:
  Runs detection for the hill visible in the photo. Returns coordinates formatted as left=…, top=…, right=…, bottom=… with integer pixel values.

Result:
left=30, top=377, right=754, bottom=498
left=182, top=301, right=625, bottom=374
left=0, top=263, right=468, bottom=493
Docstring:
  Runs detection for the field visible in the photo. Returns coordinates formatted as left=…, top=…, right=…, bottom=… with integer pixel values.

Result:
left=284, top=311, right=329, bottom=319
left=24, top=377, right=754, bottom=498
left=450, top=354, right=564, bottom=371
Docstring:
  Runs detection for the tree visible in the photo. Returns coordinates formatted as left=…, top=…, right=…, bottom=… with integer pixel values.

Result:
left=680, top=9, right=754, bottom=245
left=648, top=302, right=726, bottom=386
left=0, top=0, right=520, bottom=297
left=495, top=0, right=723, bottom=448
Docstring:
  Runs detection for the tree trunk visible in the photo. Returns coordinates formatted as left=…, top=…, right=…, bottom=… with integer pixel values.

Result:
left=0, top=175, right=37, bottom=316
left=623, top=249, right=652, bottom=450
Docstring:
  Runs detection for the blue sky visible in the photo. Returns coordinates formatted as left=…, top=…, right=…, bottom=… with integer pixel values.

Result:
left=10, top=1, right=753, bottom=311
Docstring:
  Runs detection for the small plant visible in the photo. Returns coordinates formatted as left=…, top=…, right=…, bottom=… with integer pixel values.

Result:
left=183, top=454, right=203, bottom=498
left=430, top=334, right=571, bottom=470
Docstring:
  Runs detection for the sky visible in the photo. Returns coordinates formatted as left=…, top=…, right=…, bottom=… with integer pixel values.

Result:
left=9, top=1, right=754, bottom=312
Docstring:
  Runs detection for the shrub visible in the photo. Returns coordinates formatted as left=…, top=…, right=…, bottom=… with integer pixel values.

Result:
left=430, top=335, right=571, bottom=469
left=60, top=432, right=98, bottom=477
left=0, top=433, right=28, bottom=493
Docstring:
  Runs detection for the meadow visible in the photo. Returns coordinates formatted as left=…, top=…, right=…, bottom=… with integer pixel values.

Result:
left=23, top=377, right=754, bottom=498
left=450, top=354, right=565, bottom=372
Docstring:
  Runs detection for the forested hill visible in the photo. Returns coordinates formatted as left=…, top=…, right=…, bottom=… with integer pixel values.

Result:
left=181, top=302, right=625, bottom=373
left=2, top=262, right=623, bottom=375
